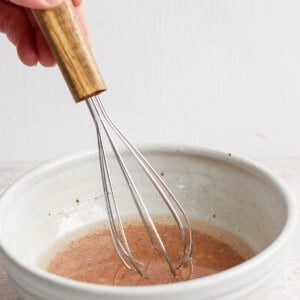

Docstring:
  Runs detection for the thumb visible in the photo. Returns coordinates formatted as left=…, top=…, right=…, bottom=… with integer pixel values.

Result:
left=9, top=0, right=63, bottom=9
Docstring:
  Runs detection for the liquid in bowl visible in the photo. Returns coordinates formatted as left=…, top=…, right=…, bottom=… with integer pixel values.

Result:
left=40, top=219, right=255, bottom=286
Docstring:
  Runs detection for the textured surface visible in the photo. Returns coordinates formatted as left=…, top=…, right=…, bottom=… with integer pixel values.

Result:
left=0, top=158, right=299, bottom=299
left=33, top=0, right=106, bottom=102
left=47, top=224, right=249, bottom=286
left=0, top=163, right=37, bottom=300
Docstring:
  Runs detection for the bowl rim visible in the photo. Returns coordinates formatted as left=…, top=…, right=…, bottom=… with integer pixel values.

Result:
left=0, top=144, right=297, bottom=295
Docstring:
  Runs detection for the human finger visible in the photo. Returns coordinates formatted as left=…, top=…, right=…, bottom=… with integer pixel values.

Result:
left=74, top=2, right=90, bottom=43
left=8, top=0, right=63, bottom=10
left=35, top=28, right=56, bottom=66
left=0, top=2, right=38, bottom=66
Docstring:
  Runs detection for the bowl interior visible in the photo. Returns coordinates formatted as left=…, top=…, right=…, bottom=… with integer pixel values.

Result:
left=0, top=148, right=288, bottom=270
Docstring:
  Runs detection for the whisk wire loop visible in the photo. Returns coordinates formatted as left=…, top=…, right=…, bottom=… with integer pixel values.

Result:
left=94, top=97, right=193, bottom=260
left=88, top=107, right=142, bottom=274
left=87, top=95, right=193, bottom=277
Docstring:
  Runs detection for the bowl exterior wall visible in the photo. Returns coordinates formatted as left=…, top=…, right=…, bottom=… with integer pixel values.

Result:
left=0, top=147, right=296, bottom=300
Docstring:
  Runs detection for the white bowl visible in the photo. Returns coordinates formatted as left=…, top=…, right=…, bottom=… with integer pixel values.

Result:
left=0, top=146, right=297, bottom=300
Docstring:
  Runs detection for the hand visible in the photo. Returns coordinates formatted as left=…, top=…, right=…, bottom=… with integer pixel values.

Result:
left=0, top=0, right=89, bottom=67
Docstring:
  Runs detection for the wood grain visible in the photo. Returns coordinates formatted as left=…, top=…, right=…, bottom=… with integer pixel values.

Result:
left=32, top=0, right=106, bottom=102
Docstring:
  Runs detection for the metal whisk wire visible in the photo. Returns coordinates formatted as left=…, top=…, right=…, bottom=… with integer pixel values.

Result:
left=87, top=95, right=193, bottom=277
left=32, top=0, right=193, bottom=278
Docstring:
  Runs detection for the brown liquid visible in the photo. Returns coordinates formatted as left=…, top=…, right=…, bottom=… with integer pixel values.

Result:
left=47, top=223, right=253, bottom=286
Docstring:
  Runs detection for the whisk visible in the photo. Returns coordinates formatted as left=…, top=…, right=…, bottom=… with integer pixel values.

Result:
left=32, top=0, right=193, bottom=277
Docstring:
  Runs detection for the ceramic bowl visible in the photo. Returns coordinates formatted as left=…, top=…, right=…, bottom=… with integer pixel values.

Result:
left=0, top=146, right=297, bottom=300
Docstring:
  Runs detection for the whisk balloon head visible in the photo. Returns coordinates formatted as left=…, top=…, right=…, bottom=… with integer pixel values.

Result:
left=87, top=95, right=193, bottom=277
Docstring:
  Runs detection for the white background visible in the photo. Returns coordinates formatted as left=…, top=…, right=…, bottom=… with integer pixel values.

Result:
left=1, top=0, right=300, bottom=162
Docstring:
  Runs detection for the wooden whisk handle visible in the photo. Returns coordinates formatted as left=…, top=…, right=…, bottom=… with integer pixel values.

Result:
left=32, top=0, right=106, bottom=102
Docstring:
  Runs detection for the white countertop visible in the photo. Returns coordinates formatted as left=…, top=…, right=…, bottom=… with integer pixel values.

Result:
left=0, top=159, right=299, bottom=300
